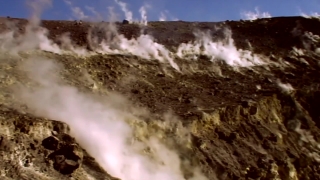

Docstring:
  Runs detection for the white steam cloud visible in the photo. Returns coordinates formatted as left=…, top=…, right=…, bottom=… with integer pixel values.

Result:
left=12, top=57, right=208, bottom=180
left=114, top=0, right=149, bottom=25
left=0, top=21, right=92, bottom=56
left=159, top=10, right=179, bottom=21
left=176, top=30, right=265, bottom=67
left=0, top=2, right=268, bottom=71
left=64, top=1, right=105, bottom=21
left=0, top=1, right=90, bottom=55
left=0, top=1, right=273, bottom=178
left=115, top=0, right=133, bottom=22
left=241, top=7, right=271, bottom=20
left=64, top=0, right=71, bottom=5
left=97, top=32, right=180, bottom=71
left=139, top=5, right=149, bottom=25
left=0, top=1, right=211, bottom=180
left=299, top=10, right=320, bottom=19
left=63, top=0, right=89, bottom=20
left=85, top=6, right=103, bottom=21
left=27, top=0, right=52, bottom=24
left=0, top=22, right=208, bottom=180
left=159, top=12, right=167, bottom=21
left=71, top=7, right=89, bottom=20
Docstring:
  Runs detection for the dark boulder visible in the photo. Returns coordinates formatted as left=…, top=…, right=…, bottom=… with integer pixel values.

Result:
left=122, top=19, right=129, bottom=24
left=48, top=143, right=83, bottom=175
left=42, top=134, right=83, bottom=175
left=42, top=136, right=60, bottom=150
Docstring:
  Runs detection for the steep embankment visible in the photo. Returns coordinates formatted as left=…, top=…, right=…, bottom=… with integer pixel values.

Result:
left=1, top=16, right=320, bottom=179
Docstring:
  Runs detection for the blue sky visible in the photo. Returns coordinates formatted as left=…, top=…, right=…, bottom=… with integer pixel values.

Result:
left=0, top=0, right=320, bottom=22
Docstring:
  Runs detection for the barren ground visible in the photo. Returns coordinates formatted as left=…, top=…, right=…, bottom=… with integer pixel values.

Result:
left=1, top=16, right=320, bottom=180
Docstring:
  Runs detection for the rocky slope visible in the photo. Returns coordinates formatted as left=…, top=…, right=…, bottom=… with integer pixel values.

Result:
left=1, top=16, right=320, bottom=179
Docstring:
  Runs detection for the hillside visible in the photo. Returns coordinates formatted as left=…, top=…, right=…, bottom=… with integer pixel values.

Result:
left=1, top=16, right=320, bottom=179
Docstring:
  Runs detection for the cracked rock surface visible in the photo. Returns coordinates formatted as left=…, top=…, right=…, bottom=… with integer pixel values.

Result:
left=1, top=16, right=320, bottom=179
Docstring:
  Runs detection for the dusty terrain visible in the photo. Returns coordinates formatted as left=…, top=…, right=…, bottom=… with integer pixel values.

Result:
left=1, top=16, right=320, bottom=180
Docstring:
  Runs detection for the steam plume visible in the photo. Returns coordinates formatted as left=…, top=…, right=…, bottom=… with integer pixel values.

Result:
left=0, top=2, right=274, bottom=179
left=114, top=0, right=133, bottom=22
left=241, top=7, right=271, bottom=20
left=139, top=5, right=149, bottom=25
left=177, top=30, right=265, bottom=67
left=13, top=57, right=208, bottom=180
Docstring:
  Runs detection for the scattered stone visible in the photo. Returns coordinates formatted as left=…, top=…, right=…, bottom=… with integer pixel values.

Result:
left=1, top=15, right=320, bottom=180
left=48, top=143, right=83, bottom=175
left=42, top=136, right=60, bottom=151
left=156, top=73, right=165, bottom=77
left=263, top=77, right=273, bottom=83
left=228, top=132, right=239, bottom=143
left=30, top=143, right=36, bottom=150
left=249, top=105, right=258, bottom=115
left=0, top=136, right=12, bottom=151
left=184, top=98, right=192, bottom=104
left=241, top=100, right=250, bottom=108
left=286, top=119, right=301, bottom=131
left=58, top=133, right=76, bottom=144
left=245, top=166, right=261, bottom=179
left=131, top=89, right=140, bottom=94
left=42, top=134, right=83, bottom=175
left=51, top=131, right=58, bottom=136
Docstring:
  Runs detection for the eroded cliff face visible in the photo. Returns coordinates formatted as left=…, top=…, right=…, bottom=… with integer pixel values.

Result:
left=1, top=16, right=320, bottom=180
left=190, top=91, right=320, bottom=179
left=1, top=88, right=320, bottom=180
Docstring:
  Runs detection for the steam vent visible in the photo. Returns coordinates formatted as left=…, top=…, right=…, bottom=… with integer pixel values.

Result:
left=2, top=14, right=320, bottom=180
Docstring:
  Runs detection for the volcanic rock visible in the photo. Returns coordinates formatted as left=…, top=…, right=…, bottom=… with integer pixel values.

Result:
left=1, top=15, right=320, bottom=179
left=122, top=19, right=129, bottom=24
left=48, top=143, right=83, bottom=175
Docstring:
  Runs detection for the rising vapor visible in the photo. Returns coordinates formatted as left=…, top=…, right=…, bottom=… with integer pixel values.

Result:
left=0, top=0, right=274, bottom=179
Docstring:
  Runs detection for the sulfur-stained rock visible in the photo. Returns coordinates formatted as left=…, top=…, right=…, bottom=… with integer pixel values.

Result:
left=2, top=15, right=320, bottom=180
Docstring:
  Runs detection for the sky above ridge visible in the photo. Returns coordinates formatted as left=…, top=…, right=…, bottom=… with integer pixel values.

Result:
left=0, top=0, right=320, bottom=22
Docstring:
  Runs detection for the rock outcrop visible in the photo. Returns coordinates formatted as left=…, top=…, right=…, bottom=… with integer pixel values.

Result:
left=1, top=16, right=320, bottom=179
left=42, top=134, right=83, bottom=175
